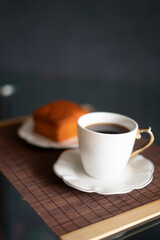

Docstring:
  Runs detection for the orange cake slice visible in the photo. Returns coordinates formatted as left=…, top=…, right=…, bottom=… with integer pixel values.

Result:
left=33, top=99, right=88, bottom=142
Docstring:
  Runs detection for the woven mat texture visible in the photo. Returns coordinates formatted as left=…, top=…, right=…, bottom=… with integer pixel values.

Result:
left=0, top=123, right=160, bottom=236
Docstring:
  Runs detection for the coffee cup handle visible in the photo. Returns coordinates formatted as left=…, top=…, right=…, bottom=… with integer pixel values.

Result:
left=130, top=127, right=154, bottom=159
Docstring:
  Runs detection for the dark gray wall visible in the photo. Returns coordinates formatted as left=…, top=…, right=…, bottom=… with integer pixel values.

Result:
left=1, top=0, right=160, bottom=83
left=0, top=0, right=160, bottom=144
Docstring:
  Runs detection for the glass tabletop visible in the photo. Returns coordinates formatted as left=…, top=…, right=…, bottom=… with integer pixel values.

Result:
left=0, top=172, right=58, bottom=240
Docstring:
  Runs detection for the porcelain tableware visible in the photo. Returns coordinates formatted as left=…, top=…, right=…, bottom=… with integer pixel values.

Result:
left=77, top=112, right=154, bottom=180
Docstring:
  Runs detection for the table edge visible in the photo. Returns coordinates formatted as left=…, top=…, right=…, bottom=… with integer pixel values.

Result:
left=60, top=199, right=160, bottom=240
left=0, top=115, right=29, bottom=127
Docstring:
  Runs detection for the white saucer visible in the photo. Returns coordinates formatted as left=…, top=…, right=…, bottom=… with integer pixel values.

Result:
left=17, top=118, right=78, bottom=149
left=53, top=149, right=154, bottom=194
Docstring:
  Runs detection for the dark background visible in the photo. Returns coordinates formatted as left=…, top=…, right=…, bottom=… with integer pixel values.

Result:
left=0, top=0, right=160, bottom=144
left=0, top=1, right=160, bottom=239
left=1, top=0, right=160, bottom=83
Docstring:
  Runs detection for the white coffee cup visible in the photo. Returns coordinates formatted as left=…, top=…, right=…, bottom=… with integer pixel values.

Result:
left=77, top=112, right=154, bottom=180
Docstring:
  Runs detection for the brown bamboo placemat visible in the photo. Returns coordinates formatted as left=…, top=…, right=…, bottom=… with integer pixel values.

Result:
left=0, top=122, right=160, bottom=237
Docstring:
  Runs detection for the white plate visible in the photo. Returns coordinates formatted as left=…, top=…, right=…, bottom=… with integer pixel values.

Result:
left=53, top=149, right=154, bottom=194
left=17, top=117, right=78, bottom=149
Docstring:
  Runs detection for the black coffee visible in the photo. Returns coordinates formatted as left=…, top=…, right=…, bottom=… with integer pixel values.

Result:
left=86, top=123, right=130, bottom=134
